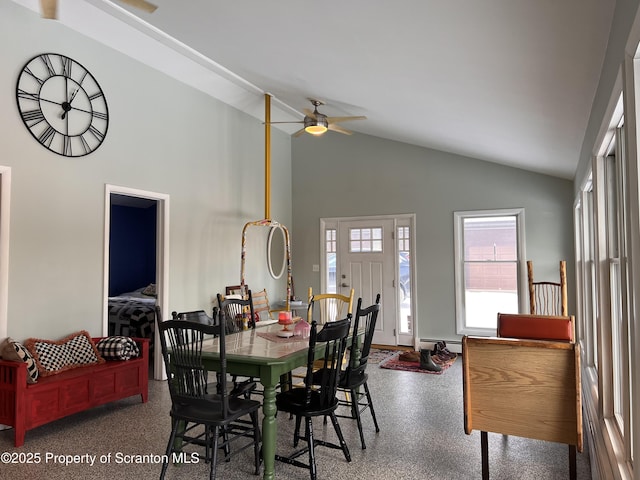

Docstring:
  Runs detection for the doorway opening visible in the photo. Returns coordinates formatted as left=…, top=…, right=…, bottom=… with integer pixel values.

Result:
left=103, top=185, right=169, bottom=380
left=0, top=167, right=11, bottom=340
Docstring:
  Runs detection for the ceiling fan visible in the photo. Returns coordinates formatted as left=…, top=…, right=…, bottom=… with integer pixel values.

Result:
left=270, top=99, right=366, bottom=137
left=40, top=0, right=158, bottom=19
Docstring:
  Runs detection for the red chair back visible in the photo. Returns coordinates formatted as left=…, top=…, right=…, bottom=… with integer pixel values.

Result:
left=497, top=313, right=574, bottom=342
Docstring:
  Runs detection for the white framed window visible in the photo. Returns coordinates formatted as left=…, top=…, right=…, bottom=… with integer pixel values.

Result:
left=578, top=85, right=635, bottom=477
left=599, top=119, right=634, bottom=464
left=582, top=178, right=598, bottom=370
left=454, top=208, right=526, bottom=336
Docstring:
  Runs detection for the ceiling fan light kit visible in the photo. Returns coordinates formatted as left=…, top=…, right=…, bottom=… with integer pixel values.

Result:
left=304, top=116, right=328, bottom=135
left=277, top=98, right=367, bottom=137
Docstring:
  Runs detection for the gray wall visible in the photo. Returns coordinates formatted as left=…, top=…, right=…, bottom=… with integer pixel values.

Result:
left=292, top=132, right=574, bottom=343
left=575, top=0, right=640, bottom=188
left=2, top=1, right=577, bottom=347
left=1, top=2, right=292, bottom=341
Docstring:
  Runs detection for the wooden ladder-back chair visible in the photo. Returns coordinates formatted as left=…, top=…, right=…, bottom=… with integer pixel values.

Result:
left=299, top=287, right=354, bottom=381
left=527, top=260, right=568, bottom=316
left=307, top=287, right=355, bottom=325
left=251, top=288, right=285, bottom=325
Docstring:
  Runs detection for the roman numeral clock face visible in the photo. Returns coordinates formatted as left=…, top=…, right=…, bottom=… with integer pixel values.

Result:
left=16, top=53, right=109, bottom=157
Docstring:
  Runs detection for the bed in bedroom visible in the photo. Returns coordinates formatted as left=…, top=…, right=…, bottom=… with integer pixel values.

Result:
left=107, top=285, right=156, bottom=344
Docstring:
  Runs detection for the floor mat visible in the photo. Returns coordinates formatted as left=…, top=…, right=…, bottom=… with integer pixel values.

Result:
left=379, top=350, right=457, bottom=374
left=367, top=348, right=400, bottom=364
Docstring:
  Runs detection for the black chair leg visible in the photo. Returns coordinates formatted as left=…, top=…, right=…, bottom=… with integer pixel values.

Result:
left=348, top=390, right=358, bottom=419
left=221, top=426, right=231, bottom=461
left=306, top=417, right=317, bottom=480
left=160, top=420, right=179, bottom=479
left=293, top=415, right=303, bottom=447
left=252, top=412, right=261, bottom=475
left=328, top=412, right=351, bottom=462
left=351, top=388, right=366, bottom=449
left=210, top=426, right=220, bottom=480
left=364, top=381, right=380, bottom=432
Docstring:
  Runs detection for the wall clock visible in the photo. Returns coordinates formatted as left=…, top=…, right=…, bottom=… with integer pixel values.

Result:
left=16, top=53, right=109, bottom=157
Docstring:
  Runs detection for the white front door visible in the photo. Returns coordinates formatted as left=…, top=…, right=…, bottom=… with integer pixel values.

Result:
left=338, top=218, right=397, bottom=345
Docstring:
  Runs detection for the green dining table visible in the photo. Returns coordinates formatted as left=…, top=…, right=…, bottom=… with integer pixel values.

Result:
left=200, top=321, right=319, bottom=480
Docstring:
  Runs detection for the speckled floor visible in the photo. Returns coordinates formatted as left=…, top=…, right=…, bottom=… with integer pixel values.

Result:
left=0, top=358, right=591, bottom=479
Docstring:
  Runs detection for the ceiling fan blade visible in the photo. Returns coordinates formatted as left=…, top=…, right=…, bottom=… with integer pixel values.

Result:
left=40, top=0, right=57, bottom=19
left=293, top=128, right=307, bottom=137
left=265, top=121, right=303, bottom=125
left=325, top=115, right=367, bottom=123
left=328, top=124, right=353, bottom=135
left=118, top=0, right=158, bottom=13
left=303, top=108, right=317, bottom=120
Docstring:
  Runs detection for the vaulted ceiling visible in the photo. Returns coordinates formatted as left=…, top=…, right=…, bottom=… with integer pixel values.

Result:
left=14, top=0, right=615, bottom=179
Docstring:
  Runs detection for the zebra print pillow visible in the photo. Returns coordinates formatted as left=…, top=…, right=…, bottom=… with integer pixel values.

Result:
left=1, top=337, right=39, bottom=383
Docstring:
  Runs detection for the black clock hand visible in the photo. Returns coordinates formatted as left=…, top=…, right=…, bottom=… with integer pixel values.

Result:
left=40, top=96, right=101, bottom=118
left=61, top=88, right=78, bottom=120
left=60, top=78, right=69, bottom=119
left=39, top=97, right=63, bottom=107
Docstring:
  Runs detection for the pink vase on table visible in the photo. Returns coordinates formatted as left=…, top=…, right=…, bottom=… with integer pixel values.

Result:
left=294, top=319, right=311, bottom=339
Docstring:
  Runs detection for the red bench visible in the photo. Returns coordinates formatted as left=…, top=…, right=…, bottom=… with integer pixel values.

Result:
left=0, top=337, right=148, bottom=447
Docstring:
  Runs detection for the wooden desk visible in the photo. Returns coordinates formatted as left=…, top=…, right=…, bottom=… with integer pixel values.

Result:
left=200, top=323, right=318, bottom=480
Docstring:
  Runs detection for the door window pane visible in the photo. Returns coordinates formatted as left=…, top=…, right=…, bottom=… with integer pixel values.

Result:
left=326, top=229, right=337, bottom=294
left=349, top=227, right=382, bottom=252
left=397, top=226, right=412, bottom=335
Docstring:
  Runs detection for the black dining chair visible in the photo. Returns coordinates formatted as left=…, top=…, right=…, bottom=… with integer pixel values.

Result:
left=171, top=308, right=217, bottom=325
left=172, top=307, right=255, bottom=399
left=275, top=317, right=352, bottom=480
left=156, top=309, right=261, bottom=480
left=332, top=295, right=381, bottom=449
left=217, top=291, right=256, bottom=334
left=217, top=292, right=260, bottom=397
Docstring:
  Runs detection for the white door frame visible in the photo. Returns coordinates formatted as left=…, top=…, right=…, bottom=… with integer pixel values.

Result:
left=103, top=184, right=170, bottom=380
left=320, top=213, right=416, bottom=346
left=0, top=167, right=11, bottom=340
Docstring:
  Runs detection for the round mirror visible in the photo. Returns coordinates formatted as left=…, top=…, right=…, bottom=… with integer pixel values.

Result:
left=266, top=226, right=287, bottom=279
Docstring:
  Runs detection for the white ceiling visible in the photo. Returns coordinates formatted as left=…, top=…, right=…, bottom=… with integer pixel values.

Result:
left=14, top=0, right=615, bottom=179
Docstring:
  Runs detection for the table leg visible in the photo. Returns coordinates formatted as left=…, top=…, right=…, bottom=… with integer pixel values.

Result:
left=261, top=384, right=277, bottom=480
